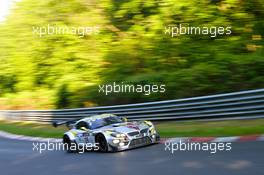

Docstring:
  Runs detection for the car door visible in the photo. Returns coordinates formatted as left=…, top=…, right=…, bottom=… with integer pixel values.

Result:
left=75, top=121, right=90, bottom=144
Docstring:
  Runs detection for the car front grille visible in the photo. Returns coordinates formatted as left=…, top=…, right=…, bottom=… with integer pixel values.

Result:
left=129, top=137, right=152, bottom=148
left=128, top=131, right=140, bottom=136
left=128, top=128, right=148, bottom=137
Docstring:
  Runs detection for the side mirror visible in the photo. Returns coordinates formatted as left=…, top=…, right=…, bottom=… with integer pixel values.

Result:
left=121, top=117, right=128, bottom=122
left=80, top=127, right=89, bottom=131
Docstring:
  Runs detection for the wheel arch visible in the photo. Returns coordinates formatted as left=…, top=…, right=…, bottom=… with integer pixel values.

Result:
left=63, top=131, right=76, bottom=142
left=95, top=132, right=106, bottom=142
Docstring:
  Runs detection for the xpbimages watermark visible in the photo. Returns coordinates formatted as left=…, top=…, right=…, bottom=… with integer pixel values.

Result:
left=32, top=24, right=100, bottom=37
left=32, top=141, right=99, bottom=154
left=164, top=140, right=232, bottom=154
left=165, top=24, right=232, bottom=38
left=98, top=82, right=166, bottom=96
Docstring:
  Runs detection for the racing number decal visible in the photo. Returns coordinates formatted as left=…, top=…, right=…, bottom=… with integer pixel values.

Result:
left=77, top=132, right=89, bottom=143
left=82, top=133, right=89, bottom=143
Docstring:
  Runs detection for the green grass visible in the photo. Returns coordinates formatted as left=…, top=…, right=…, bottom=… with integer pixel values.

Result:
left=155, top=119, right=264, bottom=137
left=0, top=119, right=264, bottom=138
left=0, top=120, right=66, bottom=138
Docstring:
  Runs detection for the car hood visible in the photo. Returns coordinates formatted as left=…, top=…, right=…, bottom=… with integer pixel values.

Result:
left=95, top=121, right=149, bottom=134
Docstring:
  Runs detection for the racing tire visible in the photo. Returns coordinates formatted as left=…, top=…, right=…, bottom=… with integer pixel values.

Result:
left=63, top=135, right=78, bottom=153
left=96, top=134, right=108, bottom=152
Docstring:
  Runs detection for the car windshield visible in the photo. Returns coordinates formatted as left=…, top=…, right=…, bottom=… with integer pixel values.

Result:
left=89, top=116, right=123, bottom=129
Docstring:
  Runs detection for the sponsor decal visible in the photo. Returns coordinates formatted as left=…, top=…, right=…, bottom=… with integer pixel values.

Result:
left=127, top=124, right=140, bottom=130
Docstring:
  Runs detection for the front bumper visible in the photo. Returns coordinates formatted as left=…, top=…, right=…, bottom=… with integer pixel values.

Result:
left=108, top=133, right=160, bottom=152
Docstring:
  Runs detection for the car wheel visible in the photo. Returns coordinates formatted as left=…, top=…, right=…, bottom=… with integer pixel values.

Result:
left=63, top=135, right=78, bottom=153
left=96, top=134, right=108, bottom=152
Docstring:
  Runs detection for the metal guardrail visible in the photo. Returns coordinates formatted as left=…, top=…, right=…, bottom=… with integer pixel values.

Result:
left=0, top=89, right=264, bottom=123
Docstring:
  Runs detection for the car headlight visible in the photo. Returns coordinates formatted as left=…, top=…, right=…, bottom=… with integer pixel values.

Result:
left=111, top=132, right=126, bottom=138
left=119, top=142, right=125, bottom=146
left=144, top=121, right=153, bottom=127
left=113, top=139, right=120, bottom=144
left=149, top=127, right=156, bottom=135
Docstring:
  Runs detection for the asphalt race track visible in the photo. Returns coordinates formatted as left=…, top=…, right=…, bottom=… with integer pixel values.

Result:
left=0, top=137, right=263, bottom=175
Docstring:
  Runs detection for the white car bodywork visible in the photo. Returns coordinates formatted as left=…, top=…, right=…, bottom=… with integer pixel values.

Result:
left=62, top=114, right=160, bottom=152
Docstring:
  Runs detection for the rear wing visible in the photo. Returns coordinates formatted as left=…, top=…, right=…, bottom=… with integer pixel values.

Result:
left=52, top=118, right=81, bottom=128
left=52, top=114, right=98, bottom=128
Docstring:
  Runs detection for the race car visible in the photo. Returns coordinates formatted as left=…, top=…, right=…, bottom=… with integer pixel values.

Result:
left=53, top=113, right=160, bottom=152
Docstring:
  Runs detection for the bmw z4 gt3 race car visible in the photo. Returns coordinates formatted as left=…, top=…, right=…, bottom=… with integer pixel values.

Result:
left=53, top=114, right=160, bottom=152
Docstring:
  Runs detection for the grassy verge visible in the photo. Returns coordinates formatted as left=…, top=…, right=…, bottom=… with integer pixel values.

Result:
left=0, top=119, right=264, bottom=138
left=0, top=120, right=66, bottom=138
left=155, top=119, right=264, bottom=137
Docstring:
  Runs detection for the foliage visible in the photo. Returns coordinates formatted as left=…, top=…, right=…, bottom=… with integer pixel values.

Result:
left=0, top=0, right=263, bottom=109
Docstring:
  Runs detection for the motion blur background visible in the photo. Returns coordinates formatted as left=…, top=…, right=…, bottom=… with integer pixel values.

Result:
left=0, top=0, right=263, bottom=109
